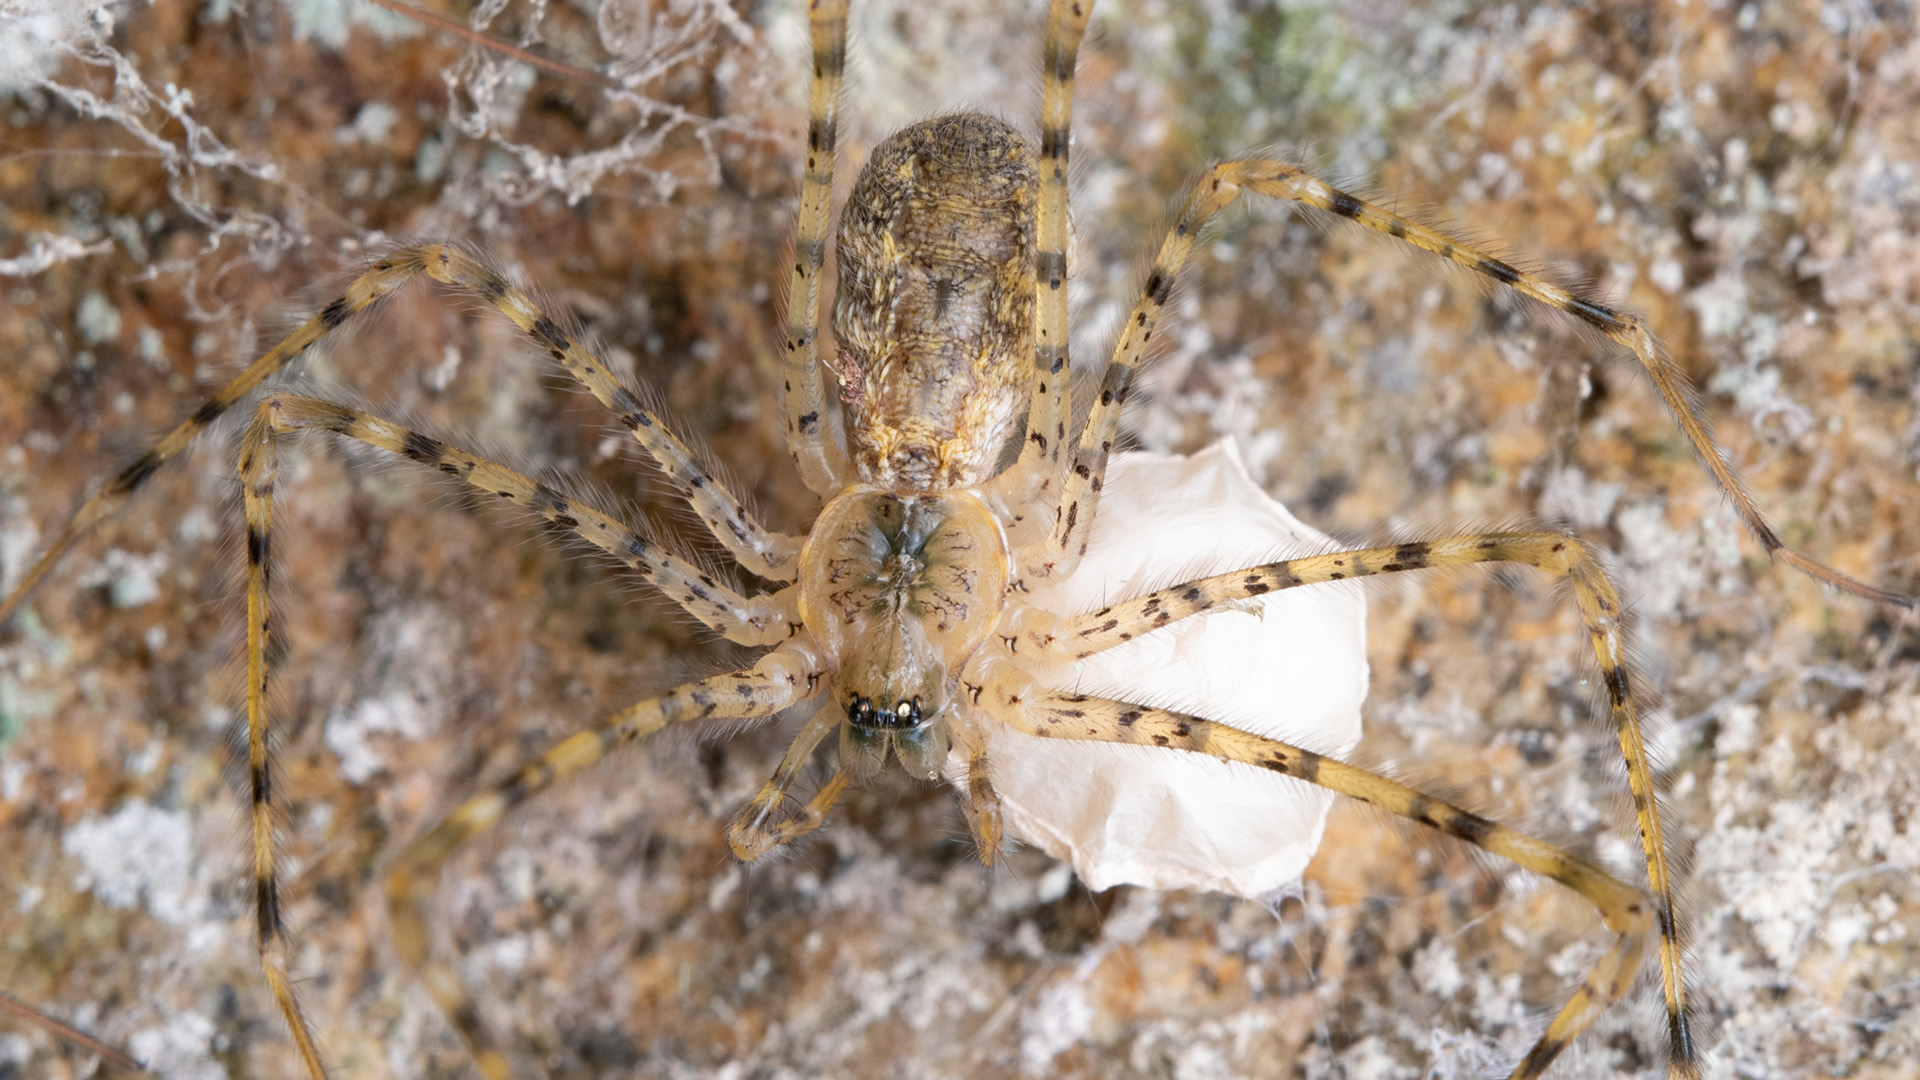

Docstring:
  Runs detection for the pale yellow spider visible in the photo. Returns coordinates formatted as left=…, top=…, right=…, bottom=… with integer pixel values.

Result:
left=3, top=2, right=1920, bottom=1076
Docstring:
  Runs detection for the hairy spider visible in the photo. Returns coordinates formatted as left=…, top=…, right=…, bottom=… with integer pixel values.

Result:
left=3, top=2, right=1920, bottom=1076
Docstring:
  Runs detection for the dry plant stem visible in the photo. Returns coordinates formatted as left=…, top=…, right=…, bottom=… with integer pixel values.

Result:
left=0, top=992, right=148, bottom=1075
left=360, top=0, right=628, bottom=93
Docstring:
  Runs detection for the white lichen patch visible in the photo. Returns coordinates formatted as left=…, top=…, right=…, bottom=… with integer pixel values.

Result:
left=1019, top=977, right=1096, bottom=1077
left=62, top=799, right=202, bottom=925
left=73, top=546, right=167, bottom=609
left=127, top=1010, right=229, bottom=1080
left=324, top=692, right=432, bottom=784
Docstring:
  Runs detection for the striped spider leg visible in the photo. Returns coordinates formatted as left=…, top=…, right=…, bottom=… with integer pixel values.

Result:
left=4, top=235, right=819, bottom=1075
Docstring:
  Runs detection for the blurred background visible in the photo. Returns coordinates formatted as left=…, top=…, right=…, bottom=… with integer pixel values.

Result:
left=1, top=0, right=1916, bottom=1077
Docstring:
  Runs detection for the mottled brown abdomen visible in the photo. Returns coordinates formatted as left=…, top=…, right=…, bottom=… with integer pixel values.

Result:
left=831, top=113, right=1037, bottom=492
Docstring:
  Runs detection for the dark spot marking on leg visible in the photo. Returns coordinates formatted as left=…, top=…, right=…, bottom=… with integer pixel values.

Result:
left=318, top=297, right=351, bottom=328
left=1144, top=271, right=1170, bottom=305
left=256, top=878, right=280, bottom=940
left=1477, top=257, right=1521, bottom=285
left=401, top=431, right=444, bottom=465
left=112, top=450, right=164, bottom=495
left=451, top=1003, right=486, bottom=1040
left=1295, top=750, right=1321, bottom=783
left=191, top=399, right=228, bottom=427
left=1567, top=296, right=1620, bottom=331
left=1036, top=249, right=1067, bottom=289
left=1387, top=219, right=1408, bottom=239
left=1604, top=663, right=1632, bottom=708
left=247, top=526, right=269, bottom=567
left=1391, top=543, right=1431, bottom=570
left=1445, top=811, right=1495, bottom=847
left=531, top=317, right=569, bottom=352
left=1328, top=191, right=1362, bottom=218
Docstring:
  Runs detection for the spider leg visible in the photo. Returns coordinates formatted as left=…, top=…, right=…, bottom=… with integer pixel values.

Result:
left=727, top=703, right=847, bottom=860
left=779, top=0, right=856, bottom=498
left=973, top=675, right=1652, bottom=1080
left=1004, top=0, right=1095, bottom=519
left=733, top=765, right=855, bottom=860
left=0, top=246, right=801, bottom=634
left=1007, top=531, right=1697, bottom=1079
left=247, top=393, right=798, bottom=645
left=233, top=395, right=814, bottom=1078
left=951, top=708, right=1008, bottom=863
left=1036, top=159, right=1914, bottom=607
left=411, top=243, right=803, bottom=581
left=384, top=640, right=827, bottom=1080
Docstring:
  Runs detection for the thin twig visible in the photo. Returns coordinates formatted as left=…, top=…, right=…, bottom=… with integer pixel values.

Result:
left=359, top=0, right=627, bottom=92
left=0, top=992, right=149, bottom=1074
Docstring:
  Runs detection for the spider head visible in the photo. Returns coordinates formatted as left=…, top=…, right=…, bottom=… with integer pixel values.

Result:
left=835, top=626, right=952, bottom=781
left=798, top=486, right=1012, bottom=784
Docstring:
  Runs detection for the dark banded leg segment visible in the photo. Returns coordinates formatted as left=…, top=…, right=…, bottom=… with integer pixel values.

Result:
left=974, top=672, right=1653, bottom=1080
left=780, top=0, right=855, bottom=498
left=1011, top=530, right=1699, bottom=1078
left=0, top=256, right=418, bottom=631
left=235, top=412, right=329, bottom=1080
left=387, top=641, right=826, bottom=1080
left=1031, top=158, right=1913, bottom=610
left=1006, top=0, right=1094, bottom=516
left=410, top=243, right=803, bottom=581
left=250, top=393, right=798, bottom=645
left=2, top=237, right=807, bottom=633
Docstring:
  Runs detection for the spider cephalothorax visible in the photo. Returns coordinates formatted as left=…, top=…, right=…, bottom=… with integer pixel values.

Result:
left=799, top=485, right=1010, bottom=782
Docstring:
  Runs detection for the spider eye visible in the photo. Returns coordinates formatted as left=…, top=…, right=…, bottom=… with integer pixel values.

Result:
left=847, top=695, right=874, bottom=723
left=895, top=698, right=915, bottom=722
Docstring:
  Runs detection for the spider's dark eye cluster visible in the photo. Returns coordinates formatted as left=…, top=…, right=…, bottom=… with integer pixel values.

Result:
left=845, top=694, right=925, bottom=730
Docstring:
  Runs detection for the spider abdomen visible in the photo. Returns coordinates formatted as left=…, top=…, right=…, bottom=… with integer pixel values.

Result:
left=830, top=112, right=1038, bottom=492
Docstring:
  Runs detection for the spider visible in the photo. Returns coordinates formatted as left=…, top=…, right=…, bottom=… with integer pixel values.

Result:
left=3, top=2, right=1920, bottom=1076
